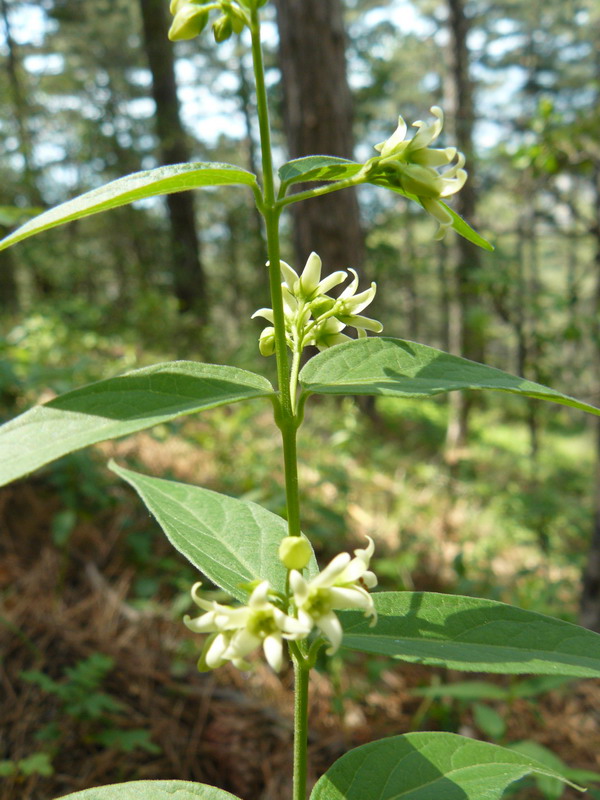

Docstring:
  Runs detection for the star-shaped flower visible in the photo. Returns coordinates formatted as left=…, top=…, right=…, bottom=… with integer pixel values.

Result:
left=289, top=537, right=378, bottom=654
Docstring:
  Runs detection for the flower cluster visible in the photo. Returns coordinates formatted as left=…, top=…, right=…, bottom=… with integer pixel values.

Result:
left=184, top=580, right=308, bottom=671
left=184, top=537, right=378, bottom=671
left=252, top=252, right=383, bottom=357
left=367, top=106, right=467, bottom=239
left=168, top=0, right=249, bottom=43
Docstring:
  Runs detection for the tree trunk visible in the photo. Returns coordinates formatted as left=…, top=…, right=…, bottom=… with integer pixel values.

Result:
left=0, top=250, right=18, bottom=311
left=138, top=0, right=206, bottom=319
left=444, top=0, right=483, bottom=453
left=580, top=164, right=600, bottom=631
left=0, top=0, right=46, bottom=303
left=0, top=0, right=43, bottom=208
left=273, top=0, right=365, bottom=272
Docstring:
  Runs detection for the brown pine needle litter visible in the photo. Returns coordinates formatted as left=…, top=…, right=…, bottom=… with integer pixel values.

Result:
left=1, top=479, right=599, bottom=800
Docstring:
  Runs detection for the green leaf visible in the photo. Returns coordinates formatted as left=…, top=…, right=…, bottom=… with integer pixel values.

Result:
left=92, top=728, right=161, bottom=754
left=0, top=361, right=273, bottom=487
left=55, top=781, right=242, bottom=800
left=340, top=592, right=600, bottom=678
left=412, top=680, right=509, bottom=701
left=0, top=162, right=257, bottom=251
left=17, top=752, right=54, bottom=777
left=509, top=675, right=573, bottom=698
left=509, top=741, right=569, bottom=800
left=438, top=199, right=495, bottom=251
left=300, top=337, right=600, bottom=416
left=109, top=463, right=318, bottom=600
left=276, top=156, right=493, bottom=249
left=368, top=177, right=494, bottom=250
left=472, top=702, right=507, bottom=740
left=278, top=156, right=363, bottom=187
left=310, top=732, right=579, bottom=800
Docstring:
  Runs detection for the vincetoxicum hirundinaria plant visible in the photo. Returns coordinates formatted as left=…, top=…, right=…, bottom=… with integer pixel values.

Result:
left=2, top=2, right=600, bottom=798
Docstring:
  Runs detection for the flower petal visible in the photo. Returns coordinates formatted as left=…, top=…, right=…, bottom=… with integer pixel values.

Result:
left=341, top=314, right=384, bottom=334
left=375, top=115, right=408, bottom=157
left=408, top=106, right=444, bottom=151
left=205, top=632, right=230, bottom=668
left=263, top=634, right=284, bottom=672
left=280, top=260, right=300, bottom=291
left=312, top=552, right=351, bottom=587
left=317, top=612, right=343, bottom=653
left=328, top=585, right=373, bottom=610
left=317, top=270, right=348, bottom=295
left=299, top=251, right=322, bottom=296
left=251, top=308, right=275, bottom=323
left=289, top=570, right=309, bottom=603
left=338, top=268, right=360, bottom=300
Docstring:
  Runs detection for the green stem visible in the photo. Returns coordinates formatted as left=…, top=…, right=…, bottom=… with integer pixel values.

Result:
left=250, top=7, right=302, bottom=540
left=293, top=654, right=310, bottom=800
left=250, top=12, right=308, bottom=798
left=278, top=174, right=367, bottom=209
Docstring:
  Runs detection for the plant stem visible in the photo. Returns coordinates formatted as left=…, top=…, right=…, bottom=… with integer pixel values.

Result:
left=250, top=13, right=309, bottom=797
left=293, top=654, right=310, bottom=800
left=250, top=7, right=302, bottom=539
left=277, top=174, right=367, bottom=208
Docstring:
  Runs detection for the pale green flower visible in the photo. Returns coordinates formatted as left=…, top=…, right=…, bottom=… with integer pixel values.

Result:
left=370, top=106, right=467, bottom=239
left=289, top=537, right=378, bottom=654
left=252, top=253, right=382, bottom=356
left=184, top=581, right=309, bottom=671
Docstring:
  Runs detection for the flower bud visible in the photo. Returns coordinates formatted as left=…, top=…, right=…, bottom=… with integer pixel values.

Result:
left=309, top=295, right=336, bottom=318
left=258, top=326, right=276, bottom=357
left=226, top=3, right=247, bottom=33
left=397, top=163, right=443, bottom=199
left=279, top=536, right=312, bottom=571
left=168, top=6, right=209, bottom=41
left=170, top=0, right=201, bottom=13
left=212, top=13, right=233, bottom=42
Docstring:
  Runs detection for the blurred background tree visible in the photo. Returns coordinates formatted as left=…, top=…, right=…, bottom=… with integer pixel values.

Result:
left=3, top=2, right=600, bottom=796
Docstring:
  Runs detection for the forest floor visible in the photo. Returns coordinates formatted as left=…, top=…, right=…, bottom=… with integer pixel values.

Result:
left=2, top=401, right=600, bottom=800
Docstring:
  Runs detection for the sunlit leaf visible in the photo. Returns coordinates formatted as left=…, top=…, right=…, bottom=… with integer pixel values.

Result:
left=0, top=163, right=257, bottom=251
left=109, top=463, right=318, bottom=600
left=278, top=156, right=362, bottom=187
left=56, top=780, right=242, bottom=800
left=340, top=592, right=600, bottom=677
left=300, top=337, right=600, bottom=416
left=310, top=732, right=579, bottom=800
left=0, top=361, right=273, bottom=486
